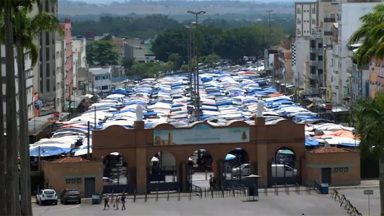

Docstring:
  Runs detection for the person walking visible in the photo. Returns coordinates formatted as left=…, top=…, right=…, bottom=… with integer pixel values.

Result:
left=115, top=195, right=120, bottom=210
left=121, top=193, right=126, bottom=210
left=209, top=174, right=216, bottom=191
left=103, top=195, right=110, bottom=210
left=110, top=194, right=115, bottom=209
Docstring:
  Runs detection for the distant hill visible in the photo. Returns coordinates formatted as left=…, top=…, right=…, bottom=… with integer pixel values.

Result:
left=59, top=0, right=295, bottom=21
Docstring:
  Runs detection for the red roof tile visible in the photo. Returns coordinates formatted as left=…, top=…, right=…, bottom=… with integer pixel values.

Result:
left=309, top=147, right=349, bottom=154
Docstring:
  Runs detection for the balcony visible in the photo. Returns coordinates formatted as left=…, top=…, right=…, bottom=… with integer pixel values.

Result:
left=324, top=17, right=335, bottom=23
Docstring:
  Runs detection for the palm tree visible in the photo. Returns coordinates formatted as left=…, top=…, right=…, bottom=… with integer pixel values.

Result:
left=0, top=13, right=6, bottom=216
left=12, top=4, right=61, bottom=215
left=353, top=91, right=384, bottom=216
left=348, top=4, right=384, bottom=66
left=3, top=0, right=20, bottom=215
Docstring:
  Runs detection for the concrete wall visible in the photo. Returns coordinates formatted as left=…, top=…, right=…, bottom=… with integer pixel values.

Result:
left=42, top=159, right=103, bottom=197
left=302, top=148, right=360, bottom=186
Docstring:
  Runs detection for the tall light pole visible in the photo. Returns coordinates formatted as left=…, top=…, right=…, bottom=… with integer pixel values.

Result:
left=187, top=10, right=206, bottom=121
left=185, top=25, right=193, bottom=113
left=266, top=10, right=274, bottom=86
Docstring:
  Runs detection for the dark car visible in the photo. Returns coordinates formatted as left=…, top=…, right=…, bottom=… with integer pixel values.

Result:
left=60, top=189, right=81, bottom=204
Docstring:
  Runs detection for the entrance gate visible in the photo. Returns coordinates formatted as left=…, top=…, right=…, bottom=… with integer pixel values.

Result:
left=220, top=161, right=257, bottom=188
left=268, top=161, right=300, bottom=186
left=147, top=165, right=178, bottom=192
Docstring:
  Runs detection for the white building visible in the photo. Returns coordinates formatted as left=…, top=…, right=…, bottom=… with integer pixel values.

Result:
left=293, top=2, right=318, bottom=93
left=55, top=40, right=65, bottom=112
left=72, top=38, right=87, bottom=95
left=329, top=2, right=381, bottom=105
left=89, top=67, right=112, bottom=94
left=0, top=45, right=34, bottom=121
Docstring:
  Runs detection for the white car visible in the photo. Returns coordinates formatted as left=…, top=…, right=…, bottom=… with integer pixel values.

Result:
left=36, top=189, right=58, bottom=205
left=231, top=163, right=251, bottom=176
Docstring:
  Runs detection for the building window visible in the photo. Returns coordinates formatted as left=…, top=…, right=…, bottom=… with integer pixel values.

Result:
left=40, top=79, right=44, bottom=93
left=46, top=80, right=50, bottom=92
left=310, top=66, right=316, bottom=74
left=296, top=8, right=301, bottom=14
left=101, top=85, right=109, bottom=90
left=65, top=177, right=82, bottom=184
left=312, top=18, right=316, bottom=24
left=297, top=18, right=301, bottom=24
left=312, top=7, right=316, bottom=14
left=45, top=32, right=50, bottom=46
left=318, top=56, right=323, bottom=61
left=46, top=47, right=49, bottom=61
left=318, top=69, right=323, bottom=75
left=310, top=53, right=316, bottom=61
left=297, top=29, right=301, bottom=35
left=334, top=167, right=349, bottom=173
left=46, top=63, right=50, bottom=78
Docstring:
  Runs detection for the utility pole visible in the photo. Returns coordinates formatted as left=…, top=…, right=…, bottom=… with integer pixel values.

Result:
left=187, top=10, right=206, bottom=121
left=266, top=10, right=274, bottom=86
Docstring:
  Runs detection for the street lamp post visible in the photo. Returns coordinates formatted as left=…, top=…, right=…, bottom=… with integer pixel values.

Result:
left=187, top=10, right=206, bottom=121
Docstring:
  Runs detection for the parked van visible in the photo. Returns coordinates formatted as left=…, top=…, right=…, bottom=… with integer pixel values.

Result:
left=271, top=164, right=297, bottom=177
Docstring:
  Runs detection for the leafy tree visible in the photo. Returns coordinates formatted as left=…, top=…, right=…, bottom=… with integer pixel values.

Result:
left=86, top=40, right=119, bottom=66
left=121, top=57, right=134, bottom=75
left=202, top=53, right=220, bottom=68
left=72, top=15, right=182, bottom=39
left=349, top=4, right=384, bottom=66
left=352, top=91, right=384, bottom=216
left=168, top=53, right=183, bottom=71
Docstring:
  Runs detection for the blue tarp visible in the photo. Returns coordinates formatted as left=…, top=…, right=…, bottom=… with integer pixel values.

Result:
left=30, top=145, right=72, bottom=157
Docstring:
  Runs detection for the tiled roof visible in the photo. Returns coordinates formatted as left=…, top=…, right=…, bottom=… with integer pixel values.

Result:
left=54, top=157, right=90, bottom=163
left=309, top=147, right=349, bottom=154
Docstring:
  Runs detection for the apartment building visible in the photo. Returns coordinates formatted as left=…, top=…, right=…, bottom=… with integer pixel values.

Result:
left=55, top=40, right=65, bottom=112
left=0, top=45, right=34, bottom=121
left=293, top=2, right=318, bottom=92
left=329, top=1, right=381, bottom=105
left=34, top=0, right=58, bottom=112
left=72, top=38, right=87, bottom=95
left=63, top=19, right=74, bottom=110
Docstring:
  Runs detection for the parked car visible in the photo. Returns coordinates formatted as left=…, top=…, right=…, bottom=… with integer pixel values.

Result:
left=102, top=177, right=117, bottom=184
left=231, top=163, right=251, bottom=176
left=271, top=164, right=297, bottom=177
left=60, top=189, right=81, bottom=204
left=36, top=189, right=58, bottom=205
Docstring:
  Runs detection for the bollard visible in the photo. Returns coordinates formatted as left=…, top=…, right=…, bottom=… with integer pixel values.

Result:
left=204, top=188, right=207, bottom=198
left=189, top=191, right=192, bottom=200
left=200, top=190, right=202, bottom=199
left=211, top=189, right=214, bottom=199
left=232, top=188, right=235, bottom=197
left=264, top=187, right=268, bottom=196
left=222, top=188, right=224, bottom=198
left=145, top=192, right=147, bottom=202
left=178, top=189, right=181, bottom=201
left=285, top=185, right=289, bottom=195
left=133, top=191, right=136, bottom=203
left=156, top=189, right=159, bottom=202
left=274, top=186, right=278, bottom=195
left=167, top=189, right=170, bottom=201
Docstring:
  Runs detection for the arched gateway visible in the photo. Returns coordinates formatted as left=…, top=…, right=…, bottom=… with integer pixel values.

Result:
left=92, top=117, right=305, bottom=193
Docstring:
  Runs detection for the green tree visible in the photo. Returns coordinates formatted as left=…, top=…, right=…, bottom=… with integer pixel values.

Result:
left=86, top=40, right=119, bottom=66
left=349, top=4, right=384, bottom=66
left=202, top=53, right=220, bottom=68
left=168, top=53, right=183, bottom=71
left=121, top=57, right=135, bottom=75
left=352, top=91, right=384, bottom=216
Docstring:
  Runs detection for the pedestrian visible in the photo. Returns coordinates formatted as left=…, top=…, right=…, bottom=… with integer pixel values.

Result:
left=110, top=194, right=115, bottom=209
left=121, top=193, right=126, bottom=210
left=209, top=174, right=216, bottom=191
left=115, top=195, right=120, bottom=210
left=103, top=195, right=109, bottom=210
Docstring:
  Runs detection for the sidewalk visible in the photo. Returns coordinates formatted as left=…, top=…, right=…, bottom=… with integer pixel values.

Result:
left=330, top=179, right=379, bottom=190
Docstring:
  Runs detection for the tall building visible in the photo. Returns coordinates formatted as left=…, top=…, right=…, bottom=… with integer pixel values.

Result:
left=34, top=0, right=58, bottom=112
left=63, top=19, right=74, bottom=110
left=0, top=45, right=34, bottom=121
left=328, top=1, right=381, bottom=105
left=55, top=40, right=65, bottom=112
left=72, top=38, right=87, bottom=95
left=293, top=2, right=318, bottom=93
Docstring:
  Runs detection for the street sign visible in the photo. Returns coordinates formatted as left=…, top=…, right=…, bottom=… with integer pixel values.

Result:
left=364, top=190, right=374, bottom=195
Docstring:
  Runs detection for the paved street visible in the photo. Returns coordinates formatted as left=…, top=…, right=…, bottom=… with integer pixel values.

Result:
left=33, top=187, right=374, bottom=216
